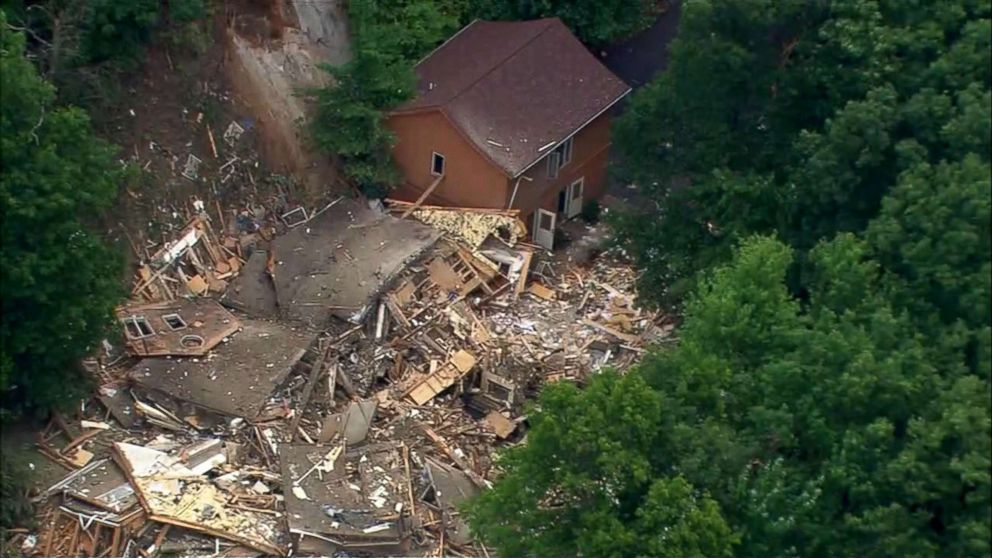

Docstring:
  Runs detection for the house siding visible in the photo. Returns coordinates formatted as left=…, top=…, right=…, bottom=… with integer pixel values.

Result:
left=508, top=110, right=613, bottom=225
left=387, top=111, right=509, bottom=208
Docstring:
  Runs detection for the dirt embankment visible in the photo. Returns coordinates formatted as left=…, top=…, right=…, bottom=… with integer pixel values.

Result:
left=224, top=0, right=351, bottom=201
left=93, top=0, right=353, bottom=268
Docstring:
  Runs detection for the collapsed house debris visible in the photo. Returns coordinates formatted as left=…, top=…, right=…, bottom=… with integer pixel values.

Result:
left=131, top=214, right=242, bottom=302
left=280, top=443, right=412, bottom=555
left=113, top=440, right=285, bottom=555
left=127, top=318, right=312, bottom=419
left=117, top=299, right=240, bottom=357
left=225, top=198, right=440, bottom=326
left=21, top=199, right=672, bottom=557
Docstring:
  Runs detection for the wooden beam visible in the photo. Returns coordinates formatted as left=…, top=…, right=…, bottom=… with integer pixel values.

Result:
left=581, top=318, right=642, bottom=344
left=288, top=342, right=334, bottom=442
left=513, top=250, right=534, bottom=298
left=400, top=174, right=445, bottom=219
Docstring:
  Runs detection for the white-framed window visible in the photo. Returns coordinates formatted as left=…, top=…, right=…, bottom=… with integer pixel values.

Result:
left=547, top=151, right=561, bottom=179
left=431, top=152, right=445, bottom=176
left=162, top=313, right=187, bottom=331
left=123, top=316, right=155, bottom=339
left=560, top=137, right=573, bottom=165
left=546, top=137, right=573, bottom=178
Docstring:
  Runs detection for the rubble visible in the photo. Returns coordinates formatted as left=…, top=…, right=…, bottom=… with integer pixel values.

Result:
left=21, top=201, right=671, bottom=557
left=225, top=197, right=440, bottom=327
left=127, top=318, right=312, bottom=419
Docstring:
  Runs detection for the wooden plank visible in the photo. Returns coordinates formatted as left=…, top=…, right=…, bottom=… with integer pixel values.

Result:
left=581, top=318, right=642, bottom=344
left=527, top=282, right=556, bottom=300
left=513, top=250, right=533, bottom=297
left=400, top=174, right=445, bottom=219
left=288, top=342, right=333, bottom=442
left=386, top=199, right=520, bottom=216
left=384, top=295, right=411, bottom=330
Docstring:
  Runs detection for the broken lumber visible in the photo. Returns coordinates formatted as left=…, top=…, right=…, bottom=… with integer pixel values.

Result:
left=288, top=342, right=333, bottom=442
left=401, top=173, right=445, bottom=219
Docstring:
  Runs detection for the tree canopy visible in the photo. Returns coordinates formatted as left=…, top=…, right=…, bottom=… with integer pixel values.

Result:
left=0, top=11, right=125, bottom=417
left=611, top=0, right=991, bottom=306
left=469, top=0, right=658, bottom=46
left=310, top=0, right=458, bottom=197
left=467, top=1, right=991, bottom=556
left=468, top=233, right=990, bottom=557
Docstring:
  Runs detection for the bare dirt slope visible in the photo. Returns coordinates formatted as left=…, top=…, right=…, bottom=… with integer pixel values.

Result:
left=97, top=0, right=351, bottom=268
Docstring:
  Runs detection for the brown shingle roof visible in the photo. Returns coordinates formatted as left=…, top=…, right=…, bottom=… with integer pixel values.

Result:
left=393, top=19, right=631, bottom=177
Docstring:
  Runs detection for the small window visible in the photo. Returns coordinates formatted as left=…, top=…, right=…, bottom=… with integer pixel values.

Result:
left=547, top=151, right=561, bottom=179
left=431, top=152, right=445, bottom=176
left=162, top=313, right=187, bottom=331
left=539, top=212, right=553, bottom=231
left=560, top=137, right=573, bottom=165
left=546, top=138, right=572, bottom=178
left=123, top=316, right=154, bottom=339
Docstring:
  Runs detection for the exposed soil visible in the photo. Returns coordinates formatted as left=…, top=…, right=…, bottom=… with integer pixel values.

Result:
left=94, top=0, right=350, bottom=272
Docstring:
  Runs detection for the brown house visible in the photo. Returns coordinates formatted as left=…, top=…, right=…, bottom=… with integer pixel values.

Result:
left=386, top=18, right=631, bottom=249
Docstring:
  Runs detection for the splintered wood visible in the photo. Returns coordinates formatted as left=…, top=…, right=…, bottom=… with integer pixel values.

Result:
left=131, top=214, right=243, bottom=303
left=385, top=200, right=527, bottom=248
left=29, top=195, right=663, bottom=558
left=406, top=350, right=477, bottom=405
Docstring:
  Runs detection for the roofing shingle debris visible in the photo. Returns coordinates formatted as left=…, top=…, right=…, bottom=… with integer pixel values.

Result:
left=18, top=200, right=674, bottom=558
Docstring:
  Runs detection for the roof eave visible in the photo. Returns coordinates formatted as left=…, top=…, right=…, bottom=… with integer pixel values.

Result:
left=509, top=86, right=633, bottom=179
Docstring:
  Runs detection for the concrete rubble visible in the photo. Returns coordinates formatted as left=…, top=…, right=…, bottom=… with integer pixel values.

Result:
left=22, top=198, right=673, bottom=557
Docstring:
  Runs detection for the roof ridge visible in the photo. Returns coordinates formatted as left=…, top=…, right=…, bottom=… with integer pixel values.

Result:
left=438, top=18, right=559, bottom=108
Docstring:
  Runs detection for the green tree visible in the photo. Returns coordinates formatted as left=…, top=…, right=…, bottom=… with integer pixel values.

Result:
left=470, top=0, right=657, bottom=46
left=464, top=371, right=736, bottom=557
left=468, top=235, right=991, bottom=557
left=611, top=0, right=991, bottom=307
left=311, top=0, right=457, bottom=196
left=0, top=13, right=125, bottom=416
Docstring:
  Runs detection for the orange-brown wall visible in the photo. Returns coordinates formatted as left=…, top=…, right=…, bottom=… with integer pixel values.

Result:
left=387, top=111, right=509, bottom=208
left=509, top=110, right=613, bottom=225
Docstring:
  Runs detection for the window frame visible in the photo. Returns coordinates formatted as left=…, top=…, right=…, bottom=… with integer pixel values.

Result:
left=162, top=313, right=187, bottom=331
left=123, top=316, right=155, bottom=339
left=547, top=151, right=561, bottom=179
left=546, top=137, right=573, bottom=178
left=430, top=151, right=445, bottom=176
left=560, top=137, right=573, bottom=166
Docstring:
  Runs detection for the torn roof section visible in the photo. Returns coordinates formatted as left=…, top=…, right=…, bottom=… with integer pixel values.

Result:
left=280, top=443, right=411, bottom=554
left=224, top=198, right=439, bottom=328
left=117, top=299, right=240, bottom=357
left=127, top=318, right=311, bottom=419
left=394, top=18, right=631, bottom=176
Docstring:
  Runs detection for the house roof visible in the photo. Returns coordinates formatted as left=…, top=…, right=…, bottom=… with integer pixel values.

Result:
left=393, top=18, right=631, bottom=177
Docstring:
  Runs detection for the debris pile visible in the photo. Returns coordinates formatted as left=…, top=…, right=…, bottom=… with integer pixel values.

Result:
left=20, top=202, right=671, bottom=557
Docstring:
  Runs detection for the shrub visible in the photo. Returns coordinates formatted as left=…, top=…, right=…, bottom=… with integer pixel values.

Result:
left=581, top=199, right=601, bottom=223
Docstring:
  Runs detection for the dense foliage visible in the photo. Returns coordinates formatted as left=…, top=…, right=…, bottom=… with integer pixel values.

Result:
left=1, top=0, right=207, bottom=82
left=468, top=233, right=991, bottom=556
left=467, top=1, right=991, bottom=556
left=311, top=0, right=458, bottom=197
left=611, top=0, right=991, bottom=305
left=470, top=0, right=657, bottom=46
left=0, top=13, right=125, bottom=417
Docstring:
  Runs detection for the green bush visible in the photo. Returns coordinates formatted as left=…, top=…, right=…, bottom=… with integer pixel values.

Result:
left=81, top=0, right=160, bottom=64
left=311, top=0, right=458, bottom=197
left=470, top=0, right=657, bottom=46
left=0, top=452, right=34, bottom=529
left=168, top=0, right=206, bottom=23
left=2, top=14, right=126, bottom=417
left=581, top=199, right=601, bottom=223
